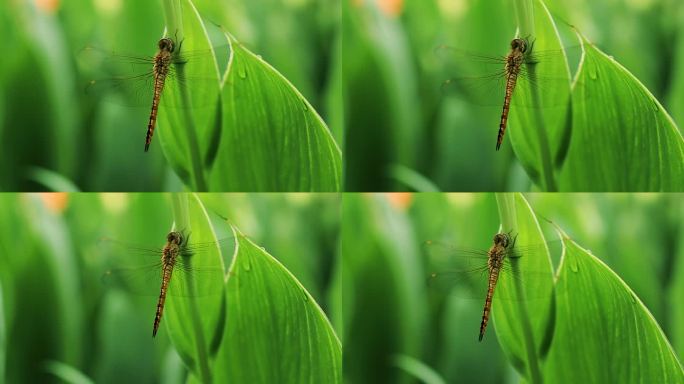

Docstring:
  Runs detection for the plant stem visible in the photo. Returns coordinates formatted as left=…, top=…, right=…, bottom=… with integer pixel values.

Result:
left=162, top=0, right=207, bottom=191
left=162, top=0, right=184, bottom=41
left=171, top=194, right=212, bottom=384
left=495, top=193, right=543, bottom=384
left=513, top=0, right=557, bottom=191
left=514, top=0, right=534, bottom=37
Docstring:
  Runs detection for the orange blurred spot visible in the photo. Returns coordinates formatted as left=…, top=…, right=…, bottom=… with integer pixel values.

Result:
left=36, top=0, right=60, bottom=13
left=386, top=193, right=413, bottom=209
left=350, top=0, right=404, bottom=16
left=40, top=193, right=69, bottom=213
left=379, top=0, right=403, bottom=16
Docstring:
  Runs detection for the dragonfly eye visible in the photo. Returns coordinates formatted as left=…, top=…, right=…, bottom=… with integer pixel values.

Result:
left=511, top=38, right=527, bottom=53
left=166, top=231, right=183, bottom=244
left=493, top=233, right=510, bottom=247
left=158, top=38, right=175, bottom=53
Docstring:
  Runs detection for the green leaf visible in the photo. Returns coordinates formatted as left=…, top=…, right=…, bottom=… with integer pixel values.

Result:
left=214, top=225, right=342, bottom=383
left=165, top=194, right=228, bottom=382
left=558, top=34, right=684, bottom=191
left=392, top=354, right=446, bottom=384
left=43, top=361, right=95, bottom=384
left=26, top=167, right=81, bottom=192
left=493, top=193, right=555, bottom=383
left=544, top=237, right=684, bottom=382
left=208, top=34, right=342, bottom=191
left=388, top=164, right=441, bottom=192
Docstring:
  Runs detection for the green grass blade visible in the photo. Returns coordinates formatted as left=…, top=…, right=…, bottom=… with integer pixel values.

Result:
left=43, top=361, right=95, bottom=384
left=558, top=34, right=684, bottom=191
left=544, top=237, right=684, bottom=381
left=493, top=193, right=555, bottom=383
left=207, top=34, right=342, bottom=191
left=214, top=225, right=342, bottom=383
left=392, top=355, right=447, bottom=384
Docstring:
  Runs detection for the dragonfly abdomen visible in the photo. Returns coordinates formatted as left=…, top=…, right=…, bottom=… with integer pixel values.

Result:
left=153, top=264, right=174, bottom=337
left=496, top=72, right=519, bottom=151
left=145, top=53, right=172, bottom=152
left=479, top=267, right=501, bottom=341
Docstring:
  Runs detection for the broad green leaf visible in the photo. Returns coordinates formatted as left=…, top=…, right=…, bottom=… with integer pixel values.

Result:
left=208, top=34, right=342, bottom=191
left=492, top=193, right=555, bottom=381
left=544, top=237, right=684, bottom=382
left=508, top=0, right=573, bottom=191
left=158, top=0, right=225, bottom=191
left=214, top=226, right=342, bottom=383
left=164, top=194, right=228, bottom=381
left=558, top=35, right=684, bottom=191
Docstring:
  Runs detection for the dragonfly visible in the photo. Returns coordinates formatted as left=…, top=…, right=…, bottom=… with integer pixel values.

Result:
left=102, top=230, right=232, bottom=337
left=437, top=37, right=575, bottom=151
left=426, top=232, right=556, bottom=341
left=82, top=36, right=225, bottom=152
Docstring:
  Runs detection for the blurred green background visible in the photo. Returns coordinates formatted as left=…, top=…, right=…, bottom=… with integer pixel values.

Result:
left=342, top=193, right=684, bottom=383
left=0, top=193, right=340, bottom=383
left=343, top=0, right=684, bottom=191
left=0, top=0, right=340, bottom=191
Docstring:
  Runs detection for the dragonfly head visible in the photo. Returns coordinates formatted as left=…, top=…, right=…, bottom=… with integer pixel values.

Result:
left=158, top=37, right=175, bottom=53
left=493, top=233, right=511, bottom=248
left=511, top=38, right=527, bottom=53
left=166, top=231, right=184, bottom=246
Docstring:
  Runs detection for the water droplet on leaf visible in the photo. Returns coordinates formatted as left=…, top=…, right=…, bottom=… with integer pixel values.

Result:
left=237, top=65, right=247, bottom=79
left=242, top=257, right=251, bottom=271
left=588, top=66, right=598, bottom=80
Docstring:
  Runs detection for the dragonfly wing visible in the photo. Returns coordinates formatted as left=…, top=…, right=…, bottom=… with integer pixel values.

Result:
left=103, top=265, right=163, bottom=296
left=80, top=45, right=225, bottom=109
left=425, top=239, right=560, bottom=301
left=437, top=44, right=577, bottom=108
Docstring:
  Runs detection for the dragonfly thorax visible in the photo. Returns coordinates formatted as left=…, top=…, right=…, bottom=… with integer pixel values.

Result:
left=492, top=233, right=510, bottom=248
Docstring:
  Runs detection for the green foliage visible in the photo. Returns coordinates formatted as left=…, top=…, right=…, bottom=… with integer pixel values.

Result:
left=0, top=0, right=340, bottom=191
left=0, top=193, right=340, bottom=383
left=544, top=236, right=684, bottom=382
left=343, top=0, right=684, bottom=191
left=214, top=226, right=342, bottom=382
left=342, top=195, right=427, bottom=383
left=209, top=34, right=342, bottom=191
left=342, top=193, right=684, bottom=383
left=559, top=36, right=684, bottom=191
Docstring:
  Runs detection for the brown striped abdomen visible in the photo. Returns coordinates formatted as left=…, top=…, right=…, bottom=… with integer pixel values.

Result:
left=479, top=268, right=501, bottom=341
left=496, top=72, right=519, bottom=151
left=153, top=266, right=173, bottom=337
left=145, top=72, right=167, bottom=152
